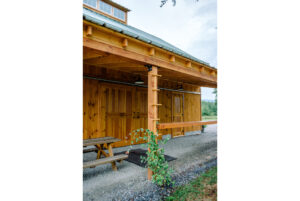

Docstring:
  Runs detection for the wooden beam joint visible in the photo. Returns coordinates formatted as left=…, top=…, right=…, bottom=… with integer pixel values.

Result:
left=169, top=55, right=175, bottom=62
left=87, top=25, right=93, bottom=36
left=186, top=61, right=192, bottom=68
left=122, top=38, right=128, bottom=48
left=210, top=71, right=216, bottom=77
left=149, top=47, right=155, bottom=56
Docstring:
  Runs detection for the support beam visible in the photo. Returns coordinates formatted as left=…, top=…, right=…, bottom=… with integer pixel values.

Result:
left=147, top=66, right=158, bottom=180
left=83, top=37, right=217, bottom=84
left=84, top=55, right=133, bottom=65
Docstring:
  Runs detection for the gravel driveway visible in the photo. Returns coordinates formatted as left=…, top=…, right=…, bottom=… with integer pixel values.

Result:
left=83, top=124, right=217, bottom=201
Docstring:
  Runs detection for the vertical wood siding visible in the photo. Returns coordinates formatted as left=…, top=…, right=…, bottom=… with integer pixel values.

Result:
left=83, top=78, right=202, bottom=147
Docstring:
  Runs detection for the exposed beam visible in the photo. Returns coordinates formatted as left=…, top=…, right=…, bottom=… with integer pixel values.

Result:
left=91, top=62, right=145, bottom=68
left=83, top=21, right=217, bottom=72
left=83, top=37, right=217, bottom=84
left=169, top=55, right=175, bottom=62
left=186, top=61, right=192, bottom=68
left=122, top=38, right=128, bottom=48
left=149, top=47, right=155, bottom=56
left=210, top=71, right=216, bottom=77
left=84, top=54, right=133, bottom=65
left=87, top=26, right=93, bottom=36
left=83, top=51, right=107, bottom=60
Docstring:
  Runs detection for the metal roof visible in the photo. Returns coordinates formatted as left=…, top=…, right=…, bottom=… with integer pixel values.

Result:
left=83, top=7, right=214, bottom=68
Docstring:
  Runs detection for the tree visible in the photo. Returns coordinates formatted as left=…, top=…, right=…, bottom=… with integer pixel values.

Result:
left=213, top=88, right=217, bottom=106
left=160, top=0, right=199, bottom=7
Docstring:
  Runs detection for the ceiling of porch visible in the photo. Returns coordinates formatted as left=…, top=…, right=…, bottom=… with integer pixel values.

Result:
left=83, top=47, right=217, bottom=88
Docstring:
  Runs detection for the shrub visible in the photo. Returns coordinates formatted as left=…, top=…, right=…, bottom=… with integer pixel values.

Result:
left=129, top=128, right=174, bottom=186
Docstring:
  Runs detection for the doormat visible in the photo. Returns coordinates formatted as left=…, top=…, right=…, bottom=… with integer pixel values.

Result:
left=115, top=149, right=176, bottom=168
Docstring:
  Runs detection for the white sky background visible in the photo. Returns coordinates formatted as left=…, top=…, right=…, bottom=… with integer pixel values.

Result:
left=113, top=0, right=217, bottom=100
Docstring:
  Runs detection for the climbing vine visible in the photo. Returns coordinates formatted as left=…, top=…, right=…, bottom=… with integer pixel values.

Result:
left=129, top=128, right=174, bottom=186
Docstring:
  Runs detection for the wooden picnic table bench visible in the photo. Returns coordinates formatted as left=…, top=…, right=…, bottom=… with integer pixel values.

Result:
left=83, top=137, right=128, bottom=171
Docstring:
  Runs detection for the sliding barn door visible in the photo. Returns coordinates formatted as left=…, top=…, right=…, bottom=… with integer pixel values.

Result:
left=103, top=84, right=133, bottom=147
left=83, top=78, right=102, bottom=139
left=132, top=88, right=148, bottom=130
left=172, top=93, right=184, bottom=137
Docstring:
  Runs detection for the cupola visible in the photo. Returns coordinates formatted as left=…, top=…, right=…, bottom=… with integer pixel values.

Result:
left=83, top=0, right=130, bottom=24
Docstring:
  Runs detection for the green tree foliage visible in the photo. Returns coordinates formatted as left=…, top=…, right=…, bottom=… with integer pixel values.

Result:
left=160, top=0, right=199, bottom=7
left=213, top=88, right=217, bottom=107
left=202, top=101, right=217, bottom=116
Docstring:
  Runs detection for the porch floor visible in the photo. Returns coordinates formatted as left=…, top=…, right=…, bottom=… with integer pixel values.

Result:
left=83, top=124, right=217, bottom=201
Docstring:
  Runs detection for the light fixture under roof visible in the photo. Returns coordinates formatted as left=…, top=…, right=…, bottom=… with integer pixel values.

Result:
left=178, top=84, right=184, bottom=91
left=134, top=76, right=144, bottom=85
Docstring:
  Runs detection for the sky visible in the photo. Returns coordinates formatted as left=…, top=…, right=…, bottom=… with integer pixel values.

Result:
left=113, top=0, right=217, bottom=100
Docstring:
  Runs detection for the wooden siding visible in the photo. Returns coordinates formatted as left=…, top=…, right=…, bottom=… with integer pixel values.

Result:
left=83, top=68, right=203, bottom=147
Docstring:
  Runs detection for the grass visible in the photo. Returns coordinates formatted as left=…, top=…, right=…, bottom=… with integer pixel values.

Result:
left=202, top=116, right=217, bottom=121
left=165, top=166, right=217, bottom=201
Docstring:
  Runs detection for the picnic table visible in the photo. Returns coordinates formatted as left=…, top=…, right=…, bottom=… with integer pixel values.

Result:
left=83, top=137, right=128, bottom=170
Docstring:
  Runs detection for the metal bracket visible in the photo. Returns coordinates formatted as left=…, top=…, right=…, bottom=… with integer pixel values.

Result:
left=145, top=64, right=152, bottom=71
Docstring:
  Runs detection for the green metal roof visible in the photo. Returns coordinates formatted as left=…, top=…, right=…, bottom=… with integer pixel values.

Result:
left=83, top=7, right=214, bottom=68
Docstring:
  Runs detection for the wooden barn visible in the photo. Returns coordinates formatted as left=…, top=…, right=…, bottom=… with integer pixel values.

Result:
left=83, top=0, right=217, bottom=148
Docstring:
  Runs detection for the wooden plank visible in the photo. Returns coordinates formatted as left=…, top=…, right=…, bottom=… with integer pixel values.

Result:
left=157, top=120, right=217, bottom=129
left=83, top=154, right=128, bottom=169
left=83, top=136, right=114, bottom=143
left=83, top=137, right=121, bottom=146
left=83, top=147, right=98, bottom=153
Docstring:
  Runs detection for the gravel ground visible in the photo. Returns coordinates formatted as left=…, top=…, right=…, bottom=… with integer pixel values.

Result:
left=83, top=124, right=217, bottom=201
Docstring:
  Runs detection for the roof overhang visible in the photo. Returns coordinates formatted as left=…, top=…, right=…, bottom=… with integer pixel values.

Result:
left=83, top=20, right=217, bottom=88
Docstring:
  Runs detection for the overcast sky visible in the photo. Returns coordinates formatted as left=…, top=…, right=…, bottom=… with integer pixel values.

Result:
left=113, top=0, right=217, bottom=100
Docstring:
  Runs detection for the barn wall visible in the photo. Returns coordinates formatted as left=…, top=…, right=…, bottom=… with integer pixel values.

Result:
left=83, top=66, right=202, bottom=147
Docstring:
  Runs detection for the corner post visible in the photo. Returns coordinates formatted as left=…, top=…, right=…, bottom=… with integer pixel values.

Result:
left=147, top=65, right=158, bottom=180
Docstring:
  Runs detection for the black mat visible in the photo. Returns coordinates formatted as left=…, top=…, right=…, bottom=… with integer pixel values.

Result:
left=115, top=149, right=176, bottom=168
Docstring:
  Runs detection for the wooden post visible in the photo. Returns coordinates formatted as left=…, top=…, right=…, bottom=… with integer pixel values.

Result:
left=147, top=65, right=158, bottom=180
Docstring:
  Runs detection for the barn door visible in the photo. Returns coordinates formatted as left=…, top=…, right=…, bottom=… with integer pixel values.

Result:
left=172, top=93, right=184, bottom=137
left=83, top=78, right=101, bottom=139
left=105, top=85, right=133, bottom=146
left=132, top=88, right=148, bottom=131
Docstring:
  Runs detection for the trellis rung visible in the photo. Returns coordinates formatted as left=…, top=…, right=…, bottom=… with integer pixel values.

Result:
left=152, top=104, right=162, bottom=106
